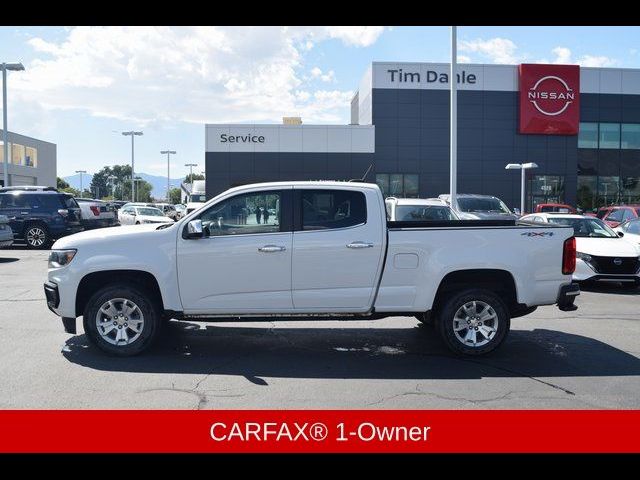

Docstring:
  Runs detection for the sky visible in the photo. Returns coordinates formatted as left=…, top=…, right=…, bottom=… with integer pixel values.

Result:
left=1, top=26, right=639, bottom=178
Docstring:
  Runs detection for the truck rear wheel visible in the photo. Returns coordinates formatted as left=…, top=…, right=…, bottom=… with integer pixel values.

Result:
left=436, top=288, right=510, bottom=356
left=83, top=284, right=161, bottom=356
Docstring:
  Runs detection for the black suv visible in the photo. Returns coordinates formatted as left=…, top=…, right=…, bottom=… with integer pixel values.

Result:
left=0, top=191, right=83, bottom=248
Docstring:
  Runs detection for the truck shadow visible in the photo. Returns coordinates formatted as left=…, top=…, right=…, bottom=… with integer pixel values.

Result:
left=61, top=321, right=640, bottom=381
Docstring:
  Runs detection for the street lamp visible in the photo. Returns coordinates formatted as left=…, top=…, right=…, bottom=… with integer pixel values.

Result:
left=122, top=131, right=143, bottom=201
left=75, top=170, right=87, bottom=196
left=107, top=175, right=117, bottom=199
left=185, top=163, right=197, bottom=184
left=133, top=176, right=144, bottom=203
left=505, top=162, right=538, bottom=215
left=161, top=150, right=176, bottom=202
left=2, top=62, right=25, bottom=188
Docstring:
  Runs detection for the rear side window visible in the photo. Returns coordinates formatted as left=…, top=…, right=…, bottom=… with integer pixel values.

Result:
left=606, top=209, right=624, bottom=222
left=33, top=194, right=65, bottom=210
left=301, top=189, right=366, bottom=231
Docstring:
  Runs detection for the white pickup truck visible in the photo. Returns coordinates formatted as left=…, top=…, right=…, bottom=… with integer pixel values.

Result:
left=44, top=181, right=579, bottom=357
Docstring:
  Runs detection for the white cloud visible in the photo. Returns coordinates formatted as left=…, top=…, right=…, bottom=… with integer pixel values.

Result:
left=12, top=26, right=387, bottom=127
left=550, top=46, right=617, bottom=67
left=457, top=55, right=472, bottom=63
left=459, top=37, right=520, bottom=64
left=310, top=66, right=336, bottom=82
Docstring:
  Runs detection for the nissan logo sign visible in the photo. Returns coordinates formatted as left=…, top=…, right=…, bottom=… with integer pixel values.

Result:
left=613, top=258, right=623, bottom=266
left=527, top=75, right=575, bottom=116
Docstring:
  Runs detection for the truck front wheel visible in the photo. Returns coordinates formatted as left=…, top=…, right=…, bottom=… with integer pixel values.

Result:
left=437, top=289, right=510, bottom=356
left=83, top=284, right=161, bottom=356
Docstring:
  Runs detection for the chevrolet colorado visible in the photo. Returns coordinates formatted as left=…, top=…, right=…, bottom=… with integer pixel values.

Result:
left=44, top=181, right=579, bottom=356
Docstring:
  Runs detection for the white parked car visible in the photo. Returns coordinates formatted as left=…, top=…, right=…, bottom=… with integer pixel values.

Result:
left=118, top=205, right=174, bottom=225
left=521, top=213, right=640, bottom=288
left=385, top=197, right=459, bottom=221
left=614, top=218, right=640, bottom=248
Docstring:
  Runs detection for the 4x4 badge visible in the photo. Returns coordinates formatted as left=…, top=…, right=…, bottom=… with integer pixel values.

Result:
left=521, top=232, right=554, bottom=237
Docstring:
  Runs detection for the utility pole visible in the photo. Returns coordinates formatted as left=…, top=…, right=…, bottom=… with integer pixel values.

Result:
left=449, top=26, right=458, bottom=211
left=107, top=175, right=117, bottom=199
left=185, top=163, right=197, bottom=184
left=161, top=150, right=177, bottom=202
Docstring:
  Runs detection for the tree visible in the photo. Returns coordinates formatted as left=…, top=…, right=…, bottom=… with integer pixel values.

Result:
left=185, top=173, right=205, bottom=184
left=168, top=187, right=182, bottom=205
left=61, top=186, right=80, bottom=197
left=135, top=179, right=153, bottom=203
left=57, top=177, right=70, bottom=189
left=90, top=165, right=133, bottom=201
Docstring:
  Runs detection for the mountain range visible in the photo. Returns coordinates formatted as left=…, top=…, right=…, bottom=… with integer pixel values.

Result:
left=63, top=172, right=185, bottom=199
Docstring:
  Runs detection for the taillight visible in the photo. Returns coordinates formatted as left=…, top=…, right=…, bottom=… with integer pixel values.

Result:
left=57, top=209, right=69, bottom=217
left=90, top=206, right=100, bottom=216
left=562, top=237, right=576, bottom=275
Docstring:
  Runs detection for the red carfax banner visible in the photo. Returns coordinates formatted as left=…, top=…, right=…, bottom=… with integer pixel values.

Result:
left=0, top=410, right=638, bottom=453
left=519, top=64, right=580, bottom=135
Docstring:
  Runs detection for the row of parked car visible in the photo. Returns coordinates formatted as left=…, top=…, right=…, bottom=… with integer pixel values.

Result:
left=0, top=185, right=187, bottom=248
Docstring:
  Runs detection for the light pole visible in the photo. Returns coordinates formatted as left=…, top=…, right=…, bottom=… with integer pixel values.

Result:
left=133, top=176, right=143, bottom=203
left=449, top=26, right=458, bottom=211
left=75, top=170, right=87, bottom=196
left=122, top=131, right=143, bottom=201
left=505, top=162, right=538, bottom=214
left=185, top=163, right=197, bottom=185
left=107, top=175, right=117, bottom=199
left=161, top=150, right=176, bottom=202
left=2, top=62, right=25, bottom=188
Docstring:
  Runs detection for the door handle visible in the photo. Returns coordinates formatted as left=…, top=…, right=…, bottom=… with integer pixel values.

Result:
left=258, top=245, right=286, bottom=253
left=347, top=241, right=374, bottom=249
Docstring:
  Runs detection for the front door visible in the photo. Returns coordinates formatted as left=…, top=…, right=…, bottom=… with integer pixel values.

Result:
left=291, top=188, right=384, bottom=311
left=177, top=188, right=294, bottom=314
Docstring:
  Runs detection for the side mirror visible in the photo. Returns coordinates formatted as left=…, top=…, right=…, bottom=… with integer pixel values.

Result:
left=186, top=219, right=204, bottom=239
left=618, top=231, right=624, bottom=237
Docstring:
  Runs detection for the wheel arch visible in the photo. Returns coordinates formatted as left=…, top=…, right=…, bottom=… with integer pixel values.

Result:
left=76, top=270, right=164, bottom=317
left=432, top=269, right=518, bottom=316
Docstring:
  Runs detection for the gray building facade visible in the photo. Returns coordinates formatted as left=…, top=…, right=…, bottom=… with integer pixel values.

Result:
left=205, top=62, right=640, bottom=211
left=0, top=130, right=57, bottom=188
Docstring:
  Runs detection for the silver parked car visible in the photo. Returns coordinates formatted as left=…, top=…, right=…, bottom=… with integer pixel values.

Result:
left=0, top=214, right=13, bottom=248
left=438, top=194, right=518, bottom=221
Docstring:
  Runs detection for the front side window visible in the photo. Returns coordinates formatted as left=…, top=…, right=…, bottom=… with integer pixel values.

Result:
left=301, top=189, right=366, bottom=231
left=0, top=193, right=30, bottom=209
left=200, top=191, right=281, bottom=237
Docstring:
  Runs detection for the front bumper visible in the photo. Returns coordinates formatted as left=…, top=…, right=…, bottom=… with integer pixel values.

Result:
left=557, top=283, right=580, bottom=311
left=44, top=281, right=60, bottom=312
left=573, top=258, right=640, bottom=284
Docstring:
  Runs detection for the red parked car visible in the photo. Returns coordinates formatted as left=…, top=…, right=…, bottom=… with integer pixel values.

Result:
left=534, top=203, right=577, bottom=214
left=596, top=205, right=640, bottom=227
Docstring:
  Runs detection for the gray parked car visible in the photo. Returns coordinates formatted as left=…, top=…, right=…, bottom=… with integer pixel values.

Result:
left=438, top=194, right=519, bottom=221
left=0, top=214, right=13, bottom=248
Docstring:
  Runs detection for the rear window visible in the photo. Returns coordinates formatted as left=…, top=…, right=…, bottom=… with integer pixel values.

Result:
left=301, top=190, right=366, bottom=231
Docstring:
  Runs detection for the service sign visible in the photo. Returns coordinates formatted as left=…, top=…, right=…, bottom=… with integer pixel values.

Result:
left=519, top=64, right=580, bottom=135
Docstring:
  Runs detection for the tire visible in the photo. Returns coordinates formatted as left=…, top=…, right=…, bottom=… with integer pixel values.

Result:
left=436, top=288, right=510, bottom=356
left=414, top=312, right=434, bottom=327
left=82, top=284, right=161, bottom=356
left=24, top=222, right=50, bottom=249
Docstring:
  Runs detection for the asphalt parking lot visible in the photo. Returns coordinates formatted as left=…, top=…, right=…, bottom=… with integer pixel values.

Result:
left=1, top=247, right=639, bottom=409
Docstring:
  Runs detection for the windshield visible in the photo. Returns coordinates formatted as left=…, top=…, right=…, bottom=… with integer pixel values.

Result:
left=136, top=207, right=164, bottom=216
left=547, top=217, right=619, bottom=238
left=624, top=219, right=640, bottom=234
left=396, top=205, right=456, bottom=221
left=457, top=197, right=511, bottom=214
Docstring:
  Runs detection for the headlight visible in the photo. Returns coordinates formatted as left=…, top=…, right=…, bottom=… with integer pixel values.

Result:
left=48, top=249, right=77, bottom=268
left=576, top=252, right=592, bottom=262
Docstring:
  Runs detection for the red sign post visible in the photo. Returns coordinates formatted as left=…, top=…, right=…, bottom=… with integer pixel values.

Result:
left=519, top=64, right=580, bottom=135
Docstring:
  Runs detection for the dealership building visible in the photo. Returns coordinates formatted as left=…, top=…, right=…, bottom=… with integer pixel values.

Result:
left=0, top=130, right=57, bottom=188
left=205, top=62, right=640, bottom=211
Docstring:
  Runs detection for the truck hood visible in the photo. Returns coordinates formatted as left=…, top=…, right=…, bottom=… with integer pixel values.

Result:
left=52, top=224, right=169, bottom=249
left=576, top=236, right=640, bottom=257
left=135, top=215, right=174, bottom=223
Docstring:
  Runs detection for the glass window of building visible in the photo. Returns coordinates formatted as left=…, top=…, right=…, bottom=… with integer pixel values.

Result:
left=376, top=173, right=419, bottom=198
left=578, top=122, right=598, bottom=148
left=598, top=176, right=620, bottom=206
left=0, top=141, right=5, bottom=163
left=621, top=124, right=640, bottom=149
left=577, top=176, right=597, bottom=212
left=599, top=123, right=620, bottom=149
left=529, top=175, right=565, bottom=211
left=621, top=176, right=640, bottom=204
left=25, top=146, right=38, bottom=168
left=11, top=143, right=26, bottom=166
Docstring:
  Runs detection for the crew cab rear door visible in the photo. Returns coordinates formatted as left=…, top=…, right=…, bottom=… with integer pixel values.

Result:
left=291, top=186, right=385, bottom=312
